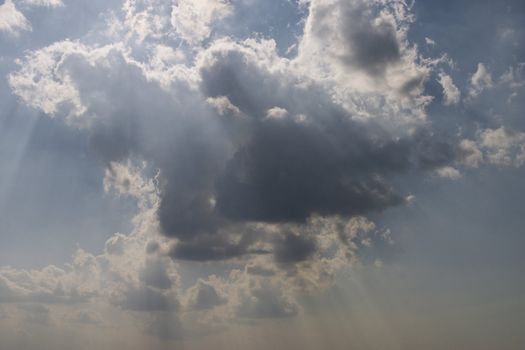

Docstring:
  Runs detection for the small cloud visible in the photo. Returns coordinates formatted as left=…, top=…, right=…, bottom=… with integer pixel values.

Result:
left=425, top=37, right=436, bottom=46
left=436, top=166, right=462, bottom=180
left=438, top=72, right=461, bottom=105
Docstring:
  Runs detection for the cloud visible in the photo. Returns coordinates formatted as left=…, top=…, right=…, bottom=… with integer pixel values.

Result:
left=22, top=0, right=63, bottom=7
left=185, top=278, right=227, bottom=311
left=5, top=0, right=518, bottom=339
left=0, top=170, right=180, bottom=317
left=477, top=127, right=525, bottom=167
left=7, top=9, right=468, bottom=274
left=171, top=0, right=232, bottom=45
left=140, top=258, right=174, bottom=290
left=273, top=232, right=317, bottom=265
left=296, top=0, right=432, bottom=131
left=469, top=63, right=493, bottom=96
left=199, top=40, right=456, bottom=229
left=7, top=40, right=89, bottom=120
left=435, top=166, right=462, bottom=180
left=458, top=139, right=483, bottom=168
left=299, top=0, right=405, bottom=79
left=233, top=275, right=298, bottom=319
left=0, top=0, right=31, bottom=36
left=425, top=37, right=436, bottom=46
left=0, top=265, right=92, bottom=304
left=438, top=72, right=461, bottom=105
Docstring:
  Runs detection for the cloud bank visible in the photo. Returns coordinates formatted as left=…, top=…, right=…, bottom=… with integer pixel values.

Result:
left=1, top=0, right=525, bottom=344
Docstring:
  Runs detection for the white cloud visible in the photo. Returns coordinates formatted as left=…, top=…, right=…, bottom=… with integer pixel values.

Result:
left=478, top=127, right=525, bottom=167
left=438, top=72, right=461, bottom=105
left=8, top=40, right=94, bottom=121
left=469, top=63, right=493, bottom=96
left=171, top=0, right=232, bottom=45
left=121, top=0, right=174, bottom=43
left=0, top=0, right=31, bottom=36
left=265, top=106, right=289, bottom=120
left=436, top=166, right=462, bottom=180
left=425, top=37, right=436, bottom=46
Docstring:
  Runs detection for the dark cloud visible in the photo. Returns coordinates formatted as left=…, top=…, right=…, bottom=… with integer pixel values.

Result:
left=7, top=15, right=464, bottom=269
left=83, top=41, right=462, bottom=265
left=168, top=230, right=265, bottom=261
left=201, top=46, right=457, bottom=227
left=214, top=117, right=408, bottom=223
left=274, top=232, right=317, bottom=265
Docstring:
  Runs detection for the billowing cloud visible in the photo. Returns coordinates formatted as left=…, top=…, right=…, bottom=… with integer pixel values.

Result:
left=2, top=0, right=525, bottom=344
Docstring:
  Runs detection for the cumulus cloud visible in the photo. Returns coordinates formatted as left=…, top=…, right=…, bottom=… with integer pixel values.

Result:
left=6, top=0, right=466, bottom=284
left=5, top=0, right=523, bottom=342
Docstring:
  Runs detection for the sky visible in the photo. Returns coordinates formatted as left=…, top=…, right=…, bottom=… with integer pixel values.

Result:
left=0, top=0, right=524, bottom=349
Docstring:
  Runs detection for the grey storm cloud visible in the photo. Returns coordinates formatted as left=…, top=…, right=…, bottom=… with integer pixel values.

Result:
left=52, top=41, right=462, bottom=266
left=5, top=0, right=466, bottom=272
left=273, top=232, right=317, bottom=265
